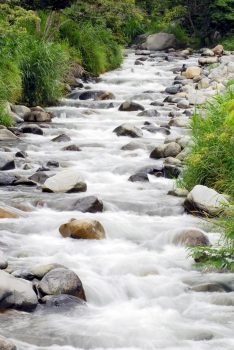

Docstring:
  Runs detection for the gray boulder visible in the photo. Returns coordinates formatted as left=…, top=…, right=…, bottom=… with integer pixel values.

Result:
left=29, top=172, right=49, bottom=185
left=128, top=172, right=149, bottom=182
left=0, top=129, right=18, bottom=141
left=38, top=268, right=86, bottom=301
left=12, top=263, right=66, bottom=281
left=137, top=109, right=160, bottom=117
left=184, top=185, right=229, bottom=217
left=150, top=142, right=181, bottom=159
left=113, top=123, right=143, bottom=138
left=0, top=173, right=17, bottom=186
left=119, top=101, right=144, bottom=112
left=51, top=134, right=71, bottom=143
left=42, top=170, right=87, bottom=193
left=41, top=294, right=85, bottom=309
left=198, top=57, right=219, bottom=65
left=24, top=110, right=53, bottom=123
left=0, top=270, right=38, bottom=311
left=73, top=196, right=103, bottom=213
left=121, top=141, right=147, bottom=151
left=11, top=104, right=30, bottom=117
left=0, top=336, right=17, bottom=350
left=142, top=32, right=176, bottom=51
left=0, top=156, right=15, bottom=171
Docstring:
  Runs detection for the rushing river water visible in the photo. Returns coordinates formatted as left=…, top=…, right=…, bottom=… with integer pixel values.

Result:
left=0, top=51, right=234, bottom=350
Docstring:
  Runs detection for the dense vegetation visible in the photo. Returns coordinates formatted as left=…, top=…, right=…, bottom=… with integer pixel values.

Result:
left=0, top=0, right=233, bottom=125
left=181, top=88, right=234, bottom=271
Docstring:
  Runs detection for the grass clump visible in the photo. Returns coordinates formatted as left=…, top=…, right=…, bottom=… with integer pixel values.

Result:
left=181, top=88, right=234, bottom=270
left=19, top=36, right=69, bottom=106
left=221, top=35, right=234, bottom=51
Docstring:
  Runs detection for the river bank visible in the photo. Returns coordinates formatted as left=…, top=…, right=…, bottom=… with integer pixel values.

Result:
left=0, top=46, right=234, bottom=349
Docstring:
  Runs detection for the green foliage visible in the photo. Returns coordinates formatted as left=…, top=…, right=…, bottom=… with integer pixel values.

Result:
left=60, top=22, right=122, bottom=75
left=181, top=89, right=234, bottom=270
left=19, top=36, right=69, bottom=106
left=0, top=105, right=13, bottom=127
left=221, top=36, right=234, bottom=51
left=181, top=90, right=234, bottom=197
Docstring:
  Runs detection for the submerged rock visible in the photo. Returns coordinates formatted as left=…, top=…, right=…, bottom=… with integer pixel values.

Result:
left=184, top=185, right=229, bottom=217
left=20, top=124, right=43, bottom=135
left=51, top=134, right=71, bottom=143
left=12, top=263, right=66, bottom=281
left=0, top=335, right=17, bottom=350
left=62, top=144, right=81, bottom=152
left=128, top=172, right=149, bottom=182
left=59, top=219, right=105, bottom=240
left=42, top=170, right=87, bottom=193
left=0, top=270, right=38, bottom=311
left=0, top=173, right=17, bottom=186
left=38, top=268, right=86, bottom=301
left=137, top=109, right=160, bottom=117
left=121, top=141, right=147, bottom=151
left=29, top=172, right=50, bottom=185
left=0, top=207, right=19, bottom=219
left=0, top=251, right=8, bottom=269
left=113, top=123, right=143, bottom=138
left=0, top=156, right=15, bottom=171
left=173, top=229, right=210, bottom=247
left=41, top=294, right=85, bottom=309
left=191, top=283, right=231, bottom=293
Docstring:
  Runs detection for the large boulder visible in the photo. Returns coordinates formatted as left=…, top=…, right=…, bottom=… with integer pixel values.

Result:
left=184, top=66, right=201, bottom=79
left=68, top=90, right=115, bottom=101
left=20, top=124, right=43, bottom=135
left=42, top=170, right=87, bottom=193
left=198, top=57, right=219, bottom=65
left=184, top=185, right=229, bottom=217
left=142, top=32, right=176, bottom=51
left=212, top=45, right=224, bottom=56
left=72, top=196, right=103, bottom=213
left=29, top=171, right=49, bottom=185
left=113, top=123, right=143, bottom=138
left=0, top=336, right=17, bottom=350
left=59, top=219, right=105, bottom=240
left=24, top=110, right=53, bottom=123
left=0, top=129, right=18, bottom=141
left=119, top=101, right=144, bottom=112
left=38, top=268, right=86, bottom=301
left=11, top=104, right=30, bottom=117
left=173, top=229, right=210, bottom=247
left=0, top=270, right=38, bottom=311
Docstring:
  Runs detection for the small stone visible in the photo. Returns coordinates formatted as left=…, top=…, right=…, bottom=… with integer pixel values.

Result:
left=128, top=172, right=149, bottom=182
left=137, top=109, right=160, bottom=117
left=185, top=66, right=201, bottom=79
left=72, top=196, right=103, bottom=213
left=62, top=144, right=81, bottom=152
left=191, top=282, right=231, bottom=293
left=21, top=124, right=43, bottom=135
left=113, top=123, right=143, bottom=138
left=173, top=229, right=210, bottom=247
left=51, top=134, right=71, bottom=142
left=119, top=101, right=144, bottom=112
left=47, top=161, right=59, bottom=168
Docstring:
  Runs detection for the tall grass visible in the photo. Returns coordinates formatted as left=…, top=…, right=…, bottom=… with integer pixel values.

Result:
left=181, top=88, right=234, bottom=270
left=60, top=22, right=122, bottom=75
left=19, top=35, right=69, bottom=106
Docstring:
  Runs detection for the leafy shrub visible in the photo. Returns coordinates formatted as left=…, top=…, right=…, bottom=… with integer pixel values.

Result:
left=221, top=35, right=234, bottom=51
left=19, top=35, right=69, bottom=106
left=0, top=104, right=13, bottom=127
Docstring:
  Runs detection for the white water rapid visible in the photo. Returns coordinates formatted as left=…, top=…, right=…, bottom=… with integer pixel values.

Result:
left=0, top=51, right=233, bottom=350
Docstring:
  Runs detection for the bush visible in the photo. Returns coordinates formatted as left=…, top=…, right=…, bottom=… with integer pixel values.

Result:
left=19, top=35, right=69, bottom=106
left=60, top=22, right=122, bottom=75
left=0, top=104, right=13, bottom=127
left=181, top=89, right=234, bottom=270
left=221, top=35, right=234, bottom=51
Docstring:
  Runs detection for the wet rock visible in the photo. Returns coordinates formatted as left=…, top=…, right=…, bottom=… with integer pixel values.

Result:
left=42, top=170, right=87, bottom=193
left=0, top=156, right=15, bottom=171
left=184, top=66, right=201, bottom=79
left=62, top=144, right=81, bottom=152
left=198, top=77, right=210, bottom=89
left=0, top=270, right=38, bottom=311
left=69, top=90, right=115, bottom=101
left=59, top=219, right=105, bottom=240
left=184, top=185, right=229, bottom=217
left=135, top=60, right=144, bottom=66
left=212, top=45, right=224, bottom=55
left=15, top=151, right=27, bottom=158
left=163, top=165, right=181, bottom=179
left=173, top=228, right=210, bottom=247
left=73, top=196, right=103, bottom=213
left=191, top=283, right=231, bottom=293
left=13, top=177, right=37, bottom=187
left=24, top=110, right=53, bottom=123
left=29, top=172, right=49, bottom=185
left=13, top=263, right=66, bottom=281
left=201, top=48, right=215, bottom=57
left=51, top=134, right=71, bottom=142
left=142, top=125, right=170, bottom=135
left=150, top=101, right=164, bottom=107
left=169, top=117, right=189, bottom=128
left=119, top=101, right=144, bottom=112
left=137, top=109, right=160, bottom=117
left=142, top=32, right=176, bottom=51
left=41, top=294, right=85, bottom=309
left=168, top=188, right=189, bottom=197
left=121, top=141, right=146, bottom=151
left=150, top=142, right=181, bottom=159
left=0, top=251, right=8, bottom=269
left=38, top=268, right=86, bottom=301
left=198, top=57, right=219, bottom=65
left=0, top=173, right=17, bottom=186
left=138, top=165, right=163, bottom=177
left=21, top=124, right=43, bottom=135
left=0, top=129, right=18, bottom=141
left=177, top=100, right=190, bottom=109
left=165, top=85, right=181, bottom=94
left=113, top=123, right=143, bottom=138
left=11, top=104, right=30, bottom=117
left=47, top=161, right=59, bottom=168
left=0, top=208, right=19, bottom=219
left=164, top=157, right=182, bottom=166
left=128, top=172, right=149, bottom=182
left=0, top=335, right=17, bottom=350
